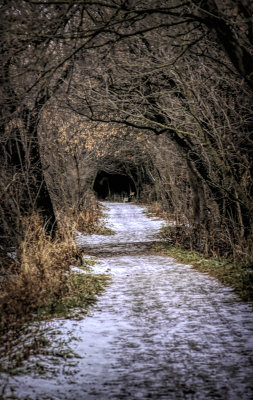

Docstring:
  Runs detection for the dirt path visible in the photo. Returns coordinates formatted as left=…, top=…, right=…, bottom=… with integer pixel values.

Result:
left=2, top=202, right=253, bottom=399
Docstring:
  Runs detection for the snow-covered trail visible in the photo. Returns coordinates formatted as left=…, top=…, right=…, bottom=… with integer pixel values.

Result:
left=1, top=202, right=253, bottom=399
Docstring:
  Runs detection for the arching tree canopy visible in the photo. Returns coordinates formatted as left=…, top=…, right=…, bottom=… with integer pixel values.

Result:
left=0, top=0, right=252, bottom=259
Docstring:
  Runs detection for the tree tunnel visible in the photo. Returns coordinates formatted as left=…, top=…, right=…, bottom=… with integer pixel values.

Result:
left=93, top=171, right=136, bottom=200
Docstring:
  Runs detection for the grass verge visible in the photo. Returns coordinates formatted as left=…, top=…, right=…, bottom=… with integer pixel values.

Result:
left=0, top=269, right=110, bottom=376
left=153, top=241, right=253, bottom=303
left=144, top=204, right=253, bottom=303
left=0, top=196, right=114, bottom=380
left=37, top=270, right=110, bottom=320
left=0, top=203, right=111, bottom=353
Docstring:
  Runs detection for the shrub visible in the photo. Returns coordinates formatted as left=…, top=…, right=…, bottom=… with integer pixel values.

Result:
left=0, top=214, right=78, bottom=333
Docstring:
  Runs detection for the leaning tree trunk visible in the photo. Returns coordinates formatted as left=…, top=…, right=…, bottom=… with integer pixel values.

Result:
left=0, top=61, right=56, bottom=248
left=0, top=107, right=56, bottom=248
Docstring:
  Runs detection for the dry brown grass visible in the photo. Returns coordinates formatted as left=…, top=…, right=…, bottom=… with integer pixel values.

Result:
left=146, top=202, right=253, bottom=262
left=57, top=191, right=106, bottom=235
left=0, top=194, right=111, bottom=360
left=0, top=214, right=79, bottom=333
left=144, top=202, right=184, bottom=224
left=76, top=203, right=104, bottom=233
left=0, top=200, right=111, bottom=371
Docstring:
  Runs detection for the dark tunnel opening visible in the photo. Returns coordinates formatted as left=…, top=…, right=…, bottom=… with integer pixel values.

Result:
left=93, top=171, right=136, bottom=200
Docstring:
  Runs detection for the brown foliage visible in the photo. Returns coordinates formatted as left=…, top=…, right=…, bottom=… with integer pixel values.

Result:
left=0, top=214, right=78, bottom=334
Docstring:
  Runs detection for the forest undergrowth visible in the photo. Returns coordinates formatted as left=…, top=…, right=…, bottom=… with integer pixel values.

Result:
left=0, top=198, right=110, bottom=367
left=147, top=203, right=253, bottom=303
